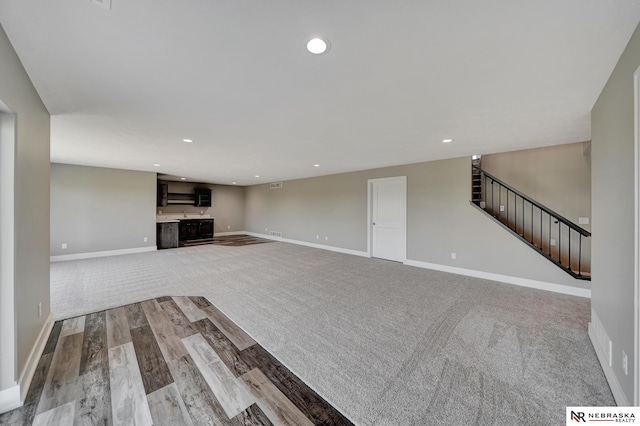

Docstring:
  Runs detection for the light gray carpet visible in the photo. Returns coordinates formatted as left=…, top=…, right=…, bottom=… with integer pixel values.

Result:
left=50, top=242, right=614, bottom=425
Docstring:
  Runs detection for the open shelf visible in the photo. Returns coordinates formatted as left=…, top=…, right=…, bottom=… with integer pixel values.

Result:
left=167, top=192, right=194, bottom=205
left=157, top=182, right=212, bottom=207
left=167, top=199, right=194, bottom=204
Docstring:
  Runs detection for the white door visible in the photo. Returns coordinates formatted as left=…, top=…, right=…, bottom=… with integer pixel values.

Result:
left=370, top=177, right=406, bottom=262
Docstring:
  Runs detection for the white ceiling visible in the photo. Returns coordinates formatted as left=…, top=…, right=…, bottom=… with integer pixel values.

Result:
left=1, top=1, right=639, bottom=185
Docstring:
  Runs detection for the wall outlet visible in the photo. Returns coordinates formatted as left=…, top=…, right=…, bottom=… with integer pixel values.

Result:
left=143, top=236, right=148, bottom=242
left=61, top=243, right=67, bottom=249
left=623, top=351, right=628, bottom=375
left=550, top=238, right=556, bottom=246
left=451, top=252, right=457, bottom=260
left=325, top=236, right=328, bottom=241
left=265, top=228, right=268, bottom=232
left=38, top=302, right=42, bottom=317
left=316, top=235, right=319, bottom=239
left=227, top=225, right=231, bottom=229
left=499, top=205, right=505, bottom=212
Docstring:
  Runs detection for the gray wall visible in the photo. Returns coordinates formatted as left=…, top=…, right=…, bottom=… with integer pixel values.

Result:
left=591, top=23, right=640, bottom=403
left=481, top=141, right=591, bottom=231
left=0, top=24, right=50, bottom=392
left=50, top=164, right=156, bottom=256
left=158, top=181, right=245, bottom=233
left=244, top=156, right=586, bottom=290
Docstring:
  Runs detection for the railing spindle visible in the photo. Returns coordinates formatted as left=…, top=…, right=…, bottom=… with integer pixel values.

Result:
left=491, top=179, right=494, bottom=216
left=578, top=235, right=582, bottom=277
left=470, top=165, right=590, bottom=280
left=512, top=191, right=515, bottom=232
left=483, top=175, right=486, bottom=207
left=558, top=221, right=561, bottom=265
left=568, top=227, right=572, bottom=273
left=520, top=197, right=533, bottom=238
left=499, top=184, right=502, bottom=222
left=548, top=215, right=551, bottom=257
left=509, top=188, right=511, bottom=227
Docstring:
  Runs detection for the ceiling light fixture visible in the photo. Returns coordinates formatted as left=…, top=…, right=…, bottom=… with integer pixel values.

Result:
left=307, top=37, right=330, bottom=55
left=442, top=138, right=454, bottom=143
left=153, top=163, right=161, bottom=167
left=232, top=182, right=237, bottom=185
left=180, top=177, right=186, bottom=180
left=314, top=164, right=320, bottom=167
left=255, top=175, right=260, bottom=178
left=182, top=138, right=193, bottom=143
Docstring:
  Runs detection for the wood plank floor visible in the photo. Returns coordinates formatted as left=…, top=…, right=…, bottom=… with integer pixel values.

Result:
left=211, top=235, right=274, bottom=247
left=0, top=296, right=352, bottom=426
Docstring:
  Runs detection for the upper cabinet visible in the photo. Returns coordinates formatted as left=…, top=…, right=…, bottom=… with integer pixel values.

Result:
left=157, top=183, right=168, bottom=207
left=157, top=181, right=212, bottom=207
left=194, top=188, right=211, bottom=207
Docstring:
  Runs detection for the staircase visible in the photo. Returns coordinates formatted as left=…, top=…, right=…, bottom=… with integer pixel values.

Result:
left=470, top=159, right=591, bottom=280
left=471, top=156, right=483, bottom=204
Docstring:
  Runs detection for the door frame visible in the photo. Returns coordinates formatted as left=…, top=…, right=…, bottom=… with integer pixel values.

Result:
left=0, top=102, right=17, bottom=409
left=367, top=176, right=407, bottom=261
left=633, top=66, right=640, bottom=406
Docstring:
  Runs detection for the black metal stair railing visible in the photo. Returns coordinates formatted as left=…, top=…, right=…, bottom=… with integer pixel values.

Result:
left=471, top=165, right=591, bottom=280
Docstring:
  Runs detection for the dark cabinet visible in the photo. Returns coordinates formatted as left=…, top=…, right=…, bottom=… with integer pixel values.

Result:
left=199, top=219, right=214, bottom=238
left=181, top=221, right=200, bottom=239
left=194, top=188, right=211, bottom=207
left=178, top=218, right=214, bottom=245
left=157, top=181, right=211, bottom=207
left=157, top=183, right=168, bottom=207
left=156, top=222, right=178, bottom=249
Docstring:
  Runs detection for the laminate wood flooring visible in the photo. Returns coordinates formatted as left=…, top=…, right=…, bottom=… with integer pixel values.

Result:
left=211, top=235, right=274, bottom=246
left=0, top=296, right=352, bottom=426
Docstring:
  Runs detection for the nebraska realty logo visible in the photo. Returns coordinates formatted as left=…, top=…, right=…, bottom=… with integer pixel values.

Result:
left=567, top=407, right=639, bottom=424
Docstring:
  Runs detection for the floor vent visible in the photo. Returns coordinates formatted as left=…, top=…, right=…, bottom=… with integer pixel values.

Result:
left=270, top=182, right=283, bottom=189
left=269, top=231, right=282, bottom=238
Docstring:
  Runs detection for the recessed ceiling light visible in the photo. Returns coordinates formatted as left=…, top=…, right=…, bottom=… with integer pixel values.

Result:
left=442, top=138, right=454, bottom=143
left=314, top=164, right=320, bottom=167
left=153, top=164, right=161, bottom=167
left=307, top=37, right=330, bottom=54
left=255, top=175, right=260, bottom=178
left=182, top=139, right=193, bottom=143
left=232, top=182, right=237, bottom=185
left=180, top=177, right=186, bottom=180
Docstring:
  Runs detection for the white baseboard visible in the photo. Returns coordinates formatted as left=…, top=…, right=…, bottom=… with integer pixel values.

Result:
left=19, top=314, right=53, bottom=402
left=0, top=314, right=53, bottom=414
left=0, top=383, right=21, bottom=414
left=243, top=232, right=369, bottom=258
left=241, top=233, right=588, bottom=298
left=50, top=246, right=157, bottom=262
left=589, top=310, right=629, bottom=406
left=404, top=259, right=591, bottom=298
